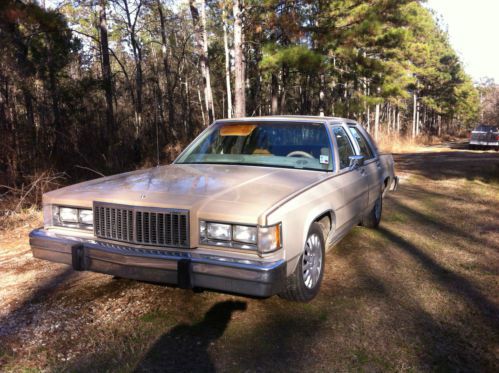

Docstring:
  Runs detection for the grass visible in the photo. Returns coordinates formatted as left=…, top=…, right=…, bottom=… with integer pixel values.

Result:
left=376, top=132, right=453, bottom=154
left=0, top=145, right=498, bottom=372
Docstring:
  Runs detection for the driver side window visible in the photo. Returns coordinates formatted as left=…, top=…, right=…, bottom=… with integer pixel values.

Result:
left=332, top=127, right=355, bottom=169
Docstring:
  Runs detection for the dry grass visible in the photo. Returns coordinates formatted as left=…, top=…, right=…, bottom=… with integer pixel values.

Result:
left=376, top=132, right=465, bottom=154
left=0, top=145, right=498, bottom=372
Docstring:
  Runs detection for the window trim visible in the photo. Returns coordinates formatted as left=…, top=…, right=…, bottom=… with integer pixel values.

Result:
left=330, top=125, right=357, bottom=171
left=347, top=124, right=377, bottom=162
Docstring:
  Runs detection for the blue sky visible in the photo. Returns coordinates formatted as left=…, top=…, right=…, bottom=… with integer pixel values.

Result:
left=426, top=0, right=499, bottom=83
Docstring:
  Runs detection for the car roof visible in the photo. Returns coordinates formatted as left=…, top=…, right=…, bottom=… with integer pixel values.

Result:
left=215, top=115, right=357, bottom=124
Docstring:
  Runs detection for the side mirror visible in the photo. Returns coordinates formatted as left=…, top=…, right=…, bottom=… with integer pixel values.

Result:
left=349, top=155, right=365, bottom=169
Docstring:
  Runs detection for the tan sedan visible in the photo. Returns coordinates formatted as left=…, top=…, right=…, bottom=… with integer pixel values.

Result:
left=30, top=116, right=398, bottom=302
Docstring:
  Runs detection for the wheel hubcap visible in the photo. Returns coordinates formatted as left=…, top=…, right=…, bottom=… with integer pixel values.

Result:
left=302, top=233, right=323, bottom=289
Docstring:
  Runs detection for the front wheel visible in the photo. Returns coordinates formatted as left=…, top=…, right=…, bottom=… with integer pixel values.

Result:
left=279, top=223, right=325, bottom=302
left=361, top=194, right=382, bottom=228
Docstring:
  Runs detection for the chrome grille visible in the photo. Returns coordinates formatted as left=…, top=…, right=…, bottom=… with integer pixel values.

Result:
left=93, top=202, right=189, bottom=248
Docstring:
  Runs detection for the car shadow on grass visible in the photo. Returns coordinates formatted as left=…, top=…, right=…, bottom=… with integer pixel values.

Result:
left=0, top=266, right=75, bottom=340
left=330, top=224, right=498, bottom=371
left=133, top=300, right=247, bottom=373
left=378, top=226, right=498, bottom=370
left=378, top=226, right=499, bottom=323
left=394, top=150, right=499, bottom=184
left=388, top=196, right=499, bottom=253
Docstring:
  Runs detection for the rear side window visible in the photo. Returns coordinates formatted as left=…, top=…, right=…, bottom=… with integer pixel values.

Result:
left=332, top=127, right=355, bottom=169
left=349, top=127, right=374, bottom=160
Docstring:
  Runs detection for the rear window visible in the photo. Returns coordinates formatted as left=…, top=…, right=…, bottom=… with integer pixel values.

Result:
left=475, top=125, right=498, bottom=132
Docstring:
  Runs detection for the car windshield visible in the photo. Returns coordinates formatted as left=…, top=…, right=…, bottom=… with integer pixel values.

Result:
left=176, top=121, right=332, bottom=171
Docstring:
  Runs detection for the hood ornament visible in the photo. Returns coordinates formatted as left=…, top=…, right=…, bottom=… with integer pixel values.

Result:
left=140, top=194, right=147, bottom=199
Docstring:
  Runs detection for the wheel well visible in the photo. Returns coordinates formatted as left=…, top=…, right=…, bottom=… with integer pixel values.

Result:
left=384, top=177, right=390, bottom=189
left=314, top=210, right=335, bottom=237
left=382, top=177, right=390, bottom=196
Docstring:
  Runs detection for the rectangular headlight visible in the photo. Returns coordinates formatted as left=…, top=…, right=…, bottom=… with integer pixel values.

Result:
left=199, top=220, right=282, bottom=254
left=59, top=207, right=78, bottom=223
left=78, top=209, right=93, bottom=225
left=207, top=222, right=232, bottom=241
left=52, top=206, right=93, bottom=230
left=232, top=225, right=257, bottom=244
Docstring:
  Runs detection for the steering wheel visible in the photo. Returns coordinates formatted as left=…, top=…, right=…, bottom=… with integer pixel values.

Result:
left=286, top=150, right=315, bottom=159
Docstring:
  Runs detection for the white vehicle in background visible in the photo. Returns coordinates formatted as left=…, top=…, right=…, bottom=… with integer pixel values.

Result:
left=469, top=124, right=499, bottom=150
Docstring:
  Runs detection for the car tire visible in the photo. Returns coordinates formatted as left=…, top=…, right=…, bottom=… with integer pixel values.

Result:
left=279, top=222, right=325, bottom=302
left=361, top=194, right=382, bottom=229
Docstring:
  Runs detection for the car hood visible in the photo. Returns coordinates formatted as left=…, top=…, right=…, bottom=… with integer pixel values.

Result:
left=44, top=164, right=327, bottom=223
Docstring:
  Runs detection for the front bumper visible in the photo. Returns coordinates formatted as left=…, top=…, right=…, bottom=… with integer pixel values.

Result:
left=29, top=228, right=286, bottom=297
left=470, top=141, right=499, bottom=147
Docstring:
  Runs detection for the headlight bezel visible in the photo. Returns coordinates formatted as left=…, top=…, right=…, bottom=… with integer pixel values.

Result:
left=199, top=220, right=282, bottom=255
left=51, top=205, right=94, bottom=230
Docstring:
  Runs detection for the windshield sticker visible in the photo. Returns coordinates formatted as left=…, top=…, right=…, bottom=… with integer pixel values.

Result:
left=320, top=155, right=329, bottom=164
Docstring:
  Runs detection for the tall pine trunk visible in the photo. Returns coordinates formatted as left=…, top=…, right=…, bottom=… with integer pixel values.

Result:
left=271, top=73, right=278, bottom=114
left=416, top=102, right=420, bottom=136
left=412, top=92, right=417, bottom=138
left=374, top=103, right=380, bottom=140
left=222, top=4, right=232, bottom=118
left=157, top=0, right=175, bottom=139
left=233, top=0, right=245, bottom=117
left=319, top=74, right=325, bottom=116
left=98, top=0, right=114, bottom=139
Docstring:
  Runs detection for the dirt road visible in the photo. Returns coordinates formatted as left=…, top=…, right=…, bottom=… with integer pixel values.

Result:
left=1, top=145, right=498, bottom=372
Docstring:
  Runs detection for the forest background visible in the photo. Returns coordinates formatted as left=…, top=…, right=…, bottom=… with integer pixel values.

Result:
left=1, top=0, right=499, bottom=202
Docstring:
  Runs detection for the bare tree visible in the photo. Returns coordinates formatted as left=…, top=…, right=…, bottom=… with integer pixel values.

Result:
left=119, top=0, right=144, bottom=135
left=189, top=0, right=214, bottom=124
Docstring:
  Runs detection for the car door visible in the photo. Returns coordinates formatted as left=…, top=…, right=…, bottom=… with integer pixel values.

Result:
left=348, top=125, right=383, bottom=209
left=330, top=126, right=369, bottom=235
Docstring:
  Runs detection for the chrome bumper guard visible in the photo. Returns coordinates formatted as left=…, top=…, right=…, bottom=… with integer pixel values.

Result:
left=30, top=228, right=286, bottom=297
